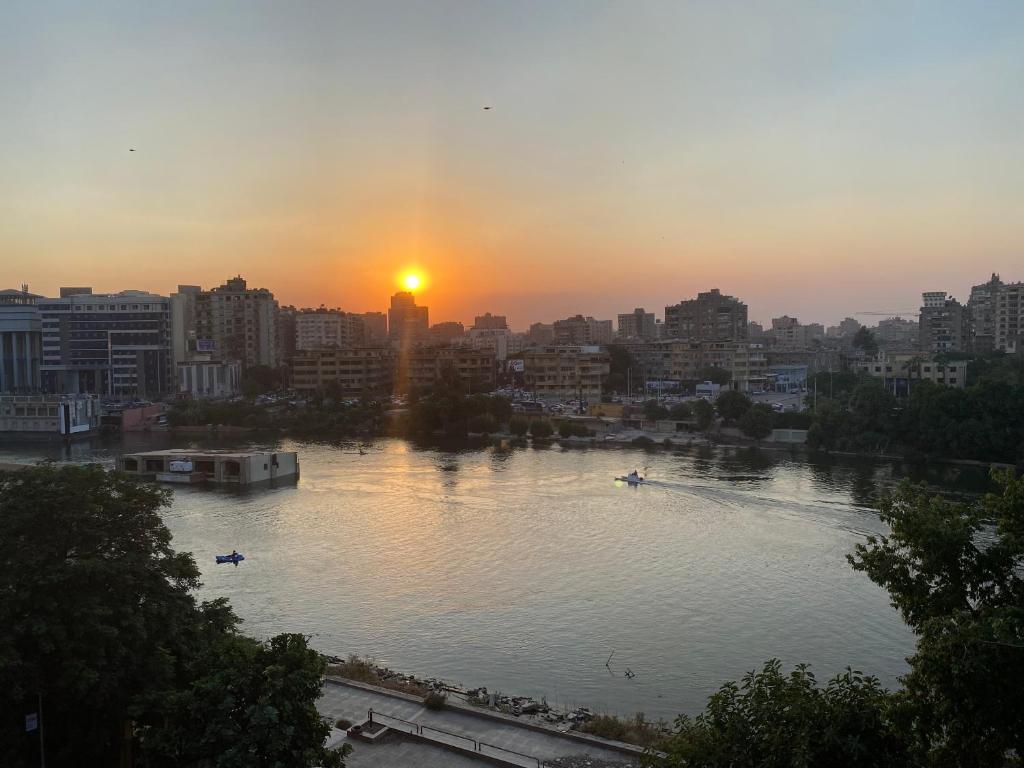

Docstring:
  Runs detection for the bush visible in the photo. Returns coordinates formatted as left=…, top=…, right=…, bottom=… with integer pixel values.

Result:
left=580, top=712, right=668, bottom=749
left=668, top=402, right=692, bottom=420
left=335, top=718, right=352, bottom=730
left=631, top=436, right=654, bottom=447
left=558, top=421, right=591, bottom=438
left=529, top=420, right=553, bottom=438
left=467, top=413, right=497, bottom=434
left=739, top=403, right=774, bottom=441
left=715, top=390, right=752, bottom=423
left=424, top=691, right=447, bottom=710
left=509, top=416, right=529, bottom=437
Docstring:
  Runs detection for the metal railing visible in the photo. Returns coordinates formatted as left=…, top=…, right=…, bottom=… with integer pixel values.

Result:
left=366, top=708, right=543, bottom=767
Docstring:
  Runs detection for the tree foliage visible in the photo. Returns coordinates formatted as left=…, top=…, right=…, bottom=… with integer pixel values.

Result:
left=739, top=403, right=773, bottom=441
left=648, top=660, right=908, bottom=768
left=693, top=399, right=715, bottom=431
left=853, top=327, right=879, bottom=357
left=0, top=465, right=345, bottom=768
left=849, top=472, right=1024, bottom=767
left=715, top=390, right=752, bottom=423
left=529, top=419, right=553, bottom=438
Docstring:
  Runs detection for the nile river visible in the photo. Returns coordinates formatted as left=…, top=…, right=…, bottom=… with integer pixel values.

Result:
left=2, top=435, right=988, bottom=720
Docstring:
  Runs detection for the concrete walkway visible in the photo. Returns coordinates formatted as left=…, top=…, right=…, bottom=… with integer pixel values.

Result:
left=319, top=679, right=638, bottom=768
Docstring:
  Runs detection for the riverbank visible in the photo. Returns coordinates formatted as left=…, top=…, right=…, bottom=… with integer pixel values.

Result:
left=321, top=654, right=671, bottom=750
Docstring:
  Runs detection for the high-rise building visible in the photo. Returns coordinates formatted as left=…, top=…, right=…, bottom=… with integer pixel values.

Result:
left=360, top=312, right=388, bottom=343
left=875, top=317, right=918, bottom=349
left=664, top=289, right=747, bottom=342
left=919, top=292, right=968, bottom=353
left=39, top=288, right=172, bottom=397
left=472, top=313, right=508, bottom=330
left=295, top=308, right=365, bottom=350
left=527, top=322, right=554, bottom=345
left=429, top=321, right=465, bottom=342
left=0, top=287, right=42, bottom=393
left=995, top=281, right=1023, bottom=352
left=552, top=315, right=613, bottom=345
left=747, top=321, right=765, bottom=339
left=617, top=308, right=657, bottom=340
left=170, top=285, right=202, bottom=366
left=193, top=277, right=279, bottom=368
left=968, top=274, right=1002, bottom=353
left=388, top=292, right=428, bottom=344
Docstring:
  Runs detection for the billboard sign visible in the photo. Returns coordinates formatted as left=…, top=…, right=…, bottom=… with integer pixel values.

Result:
left=196, top=339, right=216, bottom=352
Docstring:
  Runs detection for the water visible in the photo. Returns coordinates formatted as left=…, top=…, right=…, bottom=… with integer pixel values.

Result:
left=1, top=435, right=988, bottom=720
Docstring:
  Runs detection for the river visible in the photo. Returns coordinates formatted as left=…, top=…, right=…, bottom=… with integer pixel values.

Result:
left=0, top=435, right=992, bottom=720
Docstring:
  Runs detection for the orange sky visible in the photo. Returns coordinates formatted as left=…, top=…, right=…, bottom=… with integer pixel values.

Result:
left=3, top=2, right=1022, bottom=328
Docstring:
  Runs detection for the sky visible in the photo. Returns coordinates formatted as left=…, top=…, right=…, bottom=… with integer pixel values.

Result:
left=2, top=1, right=1022, bottom=329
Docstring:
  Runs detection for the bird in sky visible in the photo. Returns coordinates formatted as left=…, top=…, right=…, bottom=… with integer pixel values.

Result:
left=483, top=106, right=491, bottom=110
left=129, top=148, right=135, bottom=152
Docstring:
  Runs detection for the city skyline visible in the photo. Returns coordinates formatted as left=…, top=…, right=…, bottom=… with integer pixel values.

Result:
left=4, top=2, right=1023, bottom=327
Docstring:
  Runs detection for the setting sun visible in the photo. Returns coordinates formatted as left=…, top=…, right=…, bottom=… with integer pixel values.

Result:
left=402, top=273, right=422, bottom=291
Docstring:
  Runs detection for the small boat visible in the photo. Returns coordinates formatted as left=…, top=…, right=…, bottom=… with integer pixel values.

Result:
left=215, top=553, right=245, bottom=565
left=615, top=474, right=649, bottom=485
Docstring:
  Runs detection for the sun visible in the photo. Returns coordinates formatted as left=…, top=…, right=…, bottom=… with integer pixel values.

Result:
left=402, top=273, right=422, bottom=291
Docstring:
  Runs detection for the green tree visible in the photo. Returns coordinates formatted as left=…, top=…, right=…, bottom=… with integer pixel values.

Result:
left=849, top=473, right=1024, bottom=767
left=693, top=399, right=715, bottom=431
left=739, top=403, right=773, bottom=441
left=643, top=400, right=670, bottom=421
left=606, top=345, right=638, bottom=394
left=668, top=402, right=692, bottom=420
left=715, top=390, right=752, bottom=423
left=140, top=634, right=347, bottom=768
left=467, top=413, right=497, bottom=434
left=853, top=327, right=879, bottom=357
left=509, top=416, right=529, bottom=437
left=241, top=365, right=283, bottom=398
left=529, top=419, right=553, bottom=438
left=0, top=464, right=345, bottom=768
left=697, top=366, right=732, bottom=386
left=648, top=660, right=908, bottom=768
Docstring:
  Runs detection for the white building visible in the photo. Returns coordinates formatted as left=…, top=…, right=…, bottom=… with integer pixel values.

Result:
left=177, top=359, right=242, bottom=398
left=295, top=309, right=365, bottom=350
left=193, top=277, right=279, bottom=368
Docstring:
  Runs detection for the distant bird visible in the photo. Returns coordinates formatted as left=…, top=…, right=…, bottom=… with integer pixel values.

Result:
left=129, top=148, right=135, bottom=152
left=483, top=106, right=491, bottom=110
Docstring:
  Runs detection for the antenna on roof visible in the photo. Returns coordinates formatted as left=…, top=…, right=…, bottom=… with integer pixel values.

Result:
left=21, top=283, right=28, bottom=294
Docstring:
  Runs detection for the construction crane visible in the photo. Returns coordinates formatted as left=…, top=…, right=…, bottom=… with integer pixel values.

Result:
left=855, top=310, right=920, bottom=317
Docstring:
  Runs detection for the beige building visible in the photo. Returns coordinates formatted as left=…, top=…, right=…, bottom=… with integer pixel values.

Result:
left=295, top=309, right=365, bottom=350
left=177, top=359, right=242, bottom=398
left=617, top=308, right=657, bottom=340
left=918, top=292, right=968, bottom=353
left=193, top=277, right=279, bottom=368
left=521, top=345, right=610, bottom=401
left=995, top=281, right=1023, bottom=352
left=553, top=315, right=613, bottom=345
left=396, top=347, right=496, bottom=392
left=664, top=289, right=747, bottom=342
left=667, top=341, right=767, bottom=391
left=0, top=394, right=100, bottom=437
left=291, top=347, right=394, bottom=395
left=855, top=353, right=967, bottom=390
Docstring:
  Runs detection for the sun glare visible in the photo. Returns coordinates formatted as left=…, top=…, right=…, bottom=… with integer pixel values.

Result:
left=402, top=273, right=422, bottom=291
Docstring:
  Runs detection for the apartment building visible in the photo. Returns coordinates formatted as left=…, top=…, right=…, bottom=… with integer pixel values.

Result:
left=295, top=308, right=366, bottom=350
left=995, top=281, right=1023, bottom=353
left=666, top=341, right=767, bottom=391
left=193, top=277, right=279, bottom=368
left=396, top=347, right=496, bottom=392
left=521, top=345, right=610, bottom=401
left=918, top=292, right=968, bottom=353
left=388, top=292, right=429, bottom=344
left=552, top=315, right=613, bottom=345
left=664, top=289, right=747, bottom=342
left=291, top=347, right=394, bottom=395
left=39, top=288, right=172, bottom=397
left=616, top=308, right=657, bottom=340
left=855, top=353, right=967, bottom=392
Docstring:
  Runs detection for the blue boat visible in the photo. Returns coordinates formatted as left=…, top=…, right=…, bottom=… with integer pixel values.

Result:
left=215, top=553, right=245, bottom=565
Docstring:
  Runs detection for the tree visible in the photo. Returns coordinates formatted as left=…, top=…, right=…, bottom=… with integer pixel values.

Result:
left=241, top=365, right=282, bottom=398
left=140, top=634, right=346, bottom=768
left=606, top=345, right=638, bottom=394
left=643, top=399, right=670, bottom=421
left=697, top=366, right=732, bottom=386
left=668, top=402, right=692, bottom=420
left=0, top=465, right=346, bottom=768
left=849, top=472, right=1024, bottom=767
left=529, top=419, right=553, bottom=438
left=739, top=403, right=773, bottom=441
left=715, top=390, right=752, bottom=423
left=648, top=660, right=908, bottom=768
left=693, top=399, right=715, bottom=431
left=467, top=413, right=497, bottom=434
left=853, top=327, right=879, bottom=357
